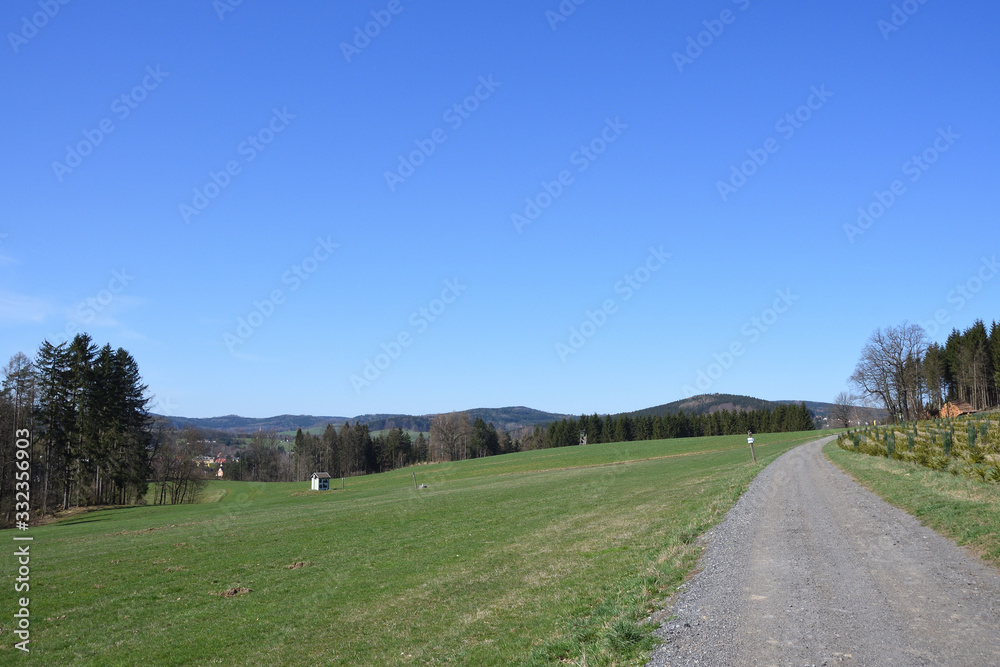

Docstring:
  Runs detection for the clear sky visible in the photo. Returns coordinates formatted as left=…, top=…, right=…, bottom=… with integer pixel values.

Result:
left=2, top=0, right=998, bottom=419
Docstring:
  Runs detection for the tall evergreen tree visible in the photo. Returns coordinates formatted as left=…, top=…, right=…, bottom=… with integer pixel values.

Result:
left=322, top=423, right=340, bottom=476
left=293, top=428, right=306, bottom=481
left=990, top=321, right=1000, bottom=404
left=34, top=340, right=72, bottom=513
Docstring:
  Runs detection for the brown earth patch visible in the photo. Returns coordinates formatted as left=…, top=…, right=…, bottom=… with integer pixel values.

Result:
left=216, top=587, right=252, bottom=598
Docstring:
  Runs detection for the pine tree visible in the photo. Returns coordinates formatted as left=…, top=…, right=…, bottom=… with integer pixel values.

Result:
left=293, top=429, right=306, bottom=481
left=413, top=432, right=428, bottom=462
left=990, top=321, right=1000, bottom=404
left=34, top=340, right=72, bottom=513
left=102, top=347, right=153, bottom=503
left=322, top=423, right=340, bottom=476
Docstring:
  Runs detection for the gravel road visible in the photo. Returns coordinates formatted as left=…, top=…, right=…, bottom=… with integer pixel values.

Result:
left=646, top=436, right=1000, bottom=666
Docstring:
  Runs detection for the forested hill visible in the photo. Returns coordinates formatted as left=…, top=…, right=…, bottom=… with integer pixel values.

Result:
left=159, top=406, right=570, bottom=434
left=358, top=407, right=571, bottom=432
left=626, top=394, right=838, bottom=421
left=627, top=394, right=781, bottom=418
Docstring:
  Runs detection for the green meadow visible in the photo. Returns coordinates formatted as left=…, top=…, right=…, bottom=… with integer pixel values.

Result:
left=5, top=431, right=829, bottom=666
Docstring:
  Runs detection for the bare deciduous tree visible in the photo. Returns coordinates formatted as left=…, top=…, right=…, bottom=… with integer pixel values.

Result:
left=152, top=425, right=208, bottom=504
left=429, top=412, right=470, bottom=462
left=850, top=322, right=928, bottom=422
left=831, top=391, right=857, bottom=428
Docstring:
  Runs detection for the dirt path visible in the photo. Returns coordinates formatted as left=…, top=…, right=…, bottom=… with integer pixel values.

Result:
left=647, top=436, right=1000, bottom=666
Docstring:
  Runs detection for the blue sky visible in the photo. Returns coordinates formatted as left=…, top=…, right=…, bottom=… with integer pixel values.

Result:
left=2, top=0, right=998, bottom=419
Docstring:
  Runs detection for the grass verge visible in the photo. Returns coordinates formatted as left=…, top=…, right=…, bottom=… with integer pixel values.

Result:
left=824, top=441, right=1000, bottom=567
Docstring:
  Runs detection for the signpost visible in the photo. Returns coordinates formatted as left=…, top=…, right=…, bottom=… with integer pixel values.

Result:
left=747, top=431, right=757, bottom=464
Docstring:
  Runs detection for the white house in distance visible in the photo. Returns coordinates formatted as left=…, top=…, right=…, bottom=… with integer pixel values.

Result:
left=310, top=472, right=331, bottom=491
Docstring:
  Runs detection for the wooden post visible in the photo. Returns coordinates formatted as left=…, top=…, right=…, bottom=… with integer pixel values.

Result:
left=412, top=471, right=417, bottom=489
left=748, top=431, right=757, bottom=464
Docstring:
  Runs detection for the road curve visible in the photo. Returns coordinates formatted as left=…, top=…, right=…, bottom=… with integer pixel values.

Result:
left=647, top=436, right=1000, bottom=666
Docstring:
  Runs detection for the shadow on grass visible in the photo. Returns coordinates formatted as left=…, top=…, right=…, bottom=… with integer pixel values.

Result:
left=49, top=505, right=148, bottom=527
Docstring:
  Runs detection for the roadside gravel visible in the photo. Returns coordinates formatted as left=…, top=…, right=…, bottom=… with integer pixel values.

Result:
left=646, top=436, right=1000, bottom=666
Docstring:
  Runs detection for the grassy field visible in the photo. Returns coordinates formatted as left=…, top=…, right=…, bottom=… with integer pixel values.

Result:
left=824, top=442, right=1000, bottom=566
left=277, top=427, right=326, bottom=437
left=4, top=431, right=829, bottom=666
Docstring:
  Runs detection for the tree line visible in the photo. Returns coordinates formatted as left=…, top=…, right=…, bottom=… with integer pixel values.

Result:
left=527, top=403, right=816, bottom=450
left=1, top=334, right=157, bottom=525
left=238, top=423, right=431, bottom=482
left=275, top=415, right=518, bottom=478
left=849, top=319, right=1000, bottom=422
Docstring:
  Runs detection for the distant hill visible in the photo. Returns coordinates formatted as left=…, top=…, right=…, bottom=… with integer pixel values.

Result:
left=773, top=400, right=837, bottom=421
left=623, top=394, right=859, bottom=427
left=160, top=414, right=347, bottom=434
left=625, top=394, right=784, bottom=418
left=357, top=407, right=570, bottom=433
left=156, top=406, right=569, bottom=435
left=156, top=399, right=851, bottom=436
